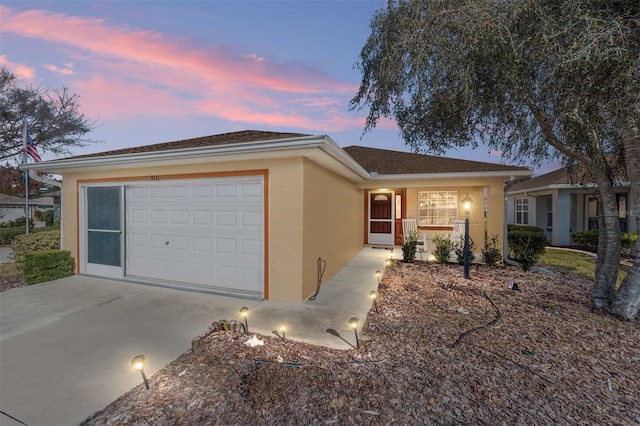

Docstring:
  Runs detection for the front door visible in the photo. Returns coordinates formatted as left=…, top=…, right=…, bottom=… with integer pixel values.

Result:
left=81, top=185, right=123, bottom=278
left=368, top=191, right=395, bottom=245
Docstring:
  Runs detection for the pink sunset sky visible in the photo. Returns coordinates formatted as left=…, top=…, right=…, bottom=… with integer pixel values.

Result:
left=1, top=1, right=556, bottom=174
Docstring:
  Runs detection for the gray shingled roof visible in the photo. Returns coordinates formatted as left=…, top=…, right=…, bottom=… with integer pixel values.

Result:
left=342, top=146, right=529, bottom=174
left=68, top=130, right=311, bottom=160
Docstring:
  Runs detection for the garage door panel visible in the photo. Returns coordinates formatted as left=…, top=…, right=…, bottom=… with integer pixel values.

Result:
left=125, top=176, right=264, bottom=297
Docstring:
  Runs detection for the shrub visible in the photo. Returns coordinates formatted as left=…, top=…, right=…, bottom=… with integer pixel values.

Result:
left=432, top=233, right=453, bottom=264
left=0, top=227, right=25, bottom=245
left=24, top=249, right=74, bottom=285
left=572, top=229, right=599, bottom=252
left=481, top=234, right=502, bottom=267
left=10, top=229, right=60, bottom=264
left=453, top=235, right=476, bottom=265
left=43, top=210, right=55, bottom=226
left=508, top=224, right=545, bottom=235
left=508, top=231, right=546, bottom=271
left=401, top=229, right=419, bottom=263
left=621, top=232, right=638, bottom=258
left=1, top=216, right=35, bottom=229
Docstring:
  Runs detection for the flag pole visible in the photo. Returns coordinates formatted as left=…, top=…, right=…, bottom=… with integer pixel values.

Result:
left=22, top=121, right=30, bottom=235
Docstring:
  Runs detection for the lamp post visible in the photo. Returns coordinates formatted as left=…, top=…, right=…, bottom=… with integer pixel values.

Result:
left=462, top=194, right=473, bottom=279
left=239, top=306, right=249, bottom=332
left=349, top=317, right=360, bottom=348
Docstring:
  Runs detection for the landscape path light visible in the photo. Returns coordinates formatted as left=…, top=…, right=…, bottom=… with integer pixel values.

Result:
left=349, top=317, right=360, bottom=349
left=375, top=270, right=381, bottom=285
left=280, top=325, right=286, bottom=342
left=462, top=193, right=473, bottom=280
left=369, top=290, right=379, bottom=313
left=239, top=306, right=249, bottom=332
left=131, top=354, right=149, bottom=390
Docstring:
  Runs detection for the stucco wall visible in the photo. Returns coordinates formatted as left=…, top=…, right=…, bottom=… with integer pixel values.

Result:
left=301, top=159, right=363, bottom=300
left=60, top=157, right=309, bottom=302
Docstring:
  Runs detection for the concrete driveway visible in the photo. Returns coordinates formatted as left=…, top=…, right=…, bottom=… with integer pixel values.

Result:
left=0, top=276, right=256, bottom=426
left=0, top=248, right=385, bottom=425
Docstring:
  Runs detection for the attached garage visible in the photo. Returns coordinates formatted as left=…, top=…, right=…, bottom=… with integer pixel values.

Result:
left=80, top=174, right=265, bottom=298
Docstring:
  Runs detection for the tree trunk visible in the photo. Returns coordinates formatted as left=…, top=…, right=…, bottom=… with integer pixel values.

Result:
left=591, top=178, right=622, bottom=310
left=611, top=123, right=640, bottom=319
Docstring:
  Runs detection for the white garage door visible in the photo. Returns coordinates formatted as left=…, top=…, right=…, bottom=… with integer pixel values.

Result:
left=125, top=176, right=264, bottom=297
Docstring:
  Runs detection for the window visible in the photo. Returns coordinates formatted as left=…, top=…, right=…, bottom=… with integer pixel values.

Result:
left=515, top=198, right=529, bottom=225
left=546, top=196, right=552, bottom=229
left=418, top=191, right=458, bottom=226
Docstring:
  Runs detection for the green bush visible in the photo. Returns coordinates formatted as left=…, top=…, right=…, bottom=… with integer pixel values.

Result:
left=43, top=210, right=55, bottom=226
left=481, top=234, right=502, bottom=267
left=401, top=229, right=419, bottom=263
left=24, top=249, right=74, bottom=285
left=0, top=227, right=25, bottom=245
left=453, top=235, right=476, bottom=265
left=574, top=230, right=637, bottom=258
left=432, top=233, right=453, bottom=264
left=508, top=224, right=545, bottom=235
left=508, top=231, right=546, bottom=271
left=621, top=232, right=638, bottom=258
left=10, top=229, right=60, bottom=264
left=0, top=216, right=35, bottom=229
left=572, top=229, right=598, bottom=252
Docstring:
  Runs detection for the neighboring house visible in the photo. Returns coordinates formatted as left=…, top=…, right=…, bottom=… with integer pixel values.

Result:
left=0, top=192, right=59, bottom=225
left=506, top=167, right=635, bottom=246
left=22, top=130, right=530, bottom=302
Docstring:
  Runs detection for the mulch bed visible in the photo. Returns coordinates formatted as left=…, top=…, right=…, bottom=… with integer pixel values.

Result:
left=0, top=274, right=25, bottom=293
left=75, top=262, right=639, bottom=425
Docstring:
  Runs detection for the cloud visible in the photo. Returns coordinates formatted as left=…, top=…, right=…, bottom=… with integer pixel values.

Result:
left=0, top=5, right=362, bottom=130
left=0, top=54, right=35, bottom=79
left=44, top=64, right=76, bottom=75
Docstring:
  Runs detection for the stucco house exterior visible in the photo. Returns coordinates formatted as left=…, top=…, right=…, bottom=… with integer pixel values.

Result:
left=506, top=167, right=635, bottom=246
left=22, top=130, right=530, bottom=302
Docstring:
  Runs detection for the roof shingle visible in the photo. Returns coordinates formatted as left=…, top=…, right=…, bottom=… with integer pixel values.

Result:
left=342, top=146, right=529, bottom=174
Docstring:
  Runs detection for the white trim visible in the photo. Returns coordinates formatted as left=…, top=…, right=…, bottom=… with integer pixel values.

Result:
left=367, top=170, right=531, bottom=182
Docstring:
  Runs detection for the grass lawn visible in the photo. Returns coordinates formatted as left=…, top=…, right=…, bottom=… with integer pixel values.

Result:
left=538, top=247, right=629, bottom=285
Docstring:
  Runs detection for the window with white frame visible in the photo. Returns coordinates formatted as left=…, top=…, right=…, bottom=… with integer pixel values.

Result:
left=418, top=191, right=458, bottom=226
left=515, top=198, right=529, bottom=225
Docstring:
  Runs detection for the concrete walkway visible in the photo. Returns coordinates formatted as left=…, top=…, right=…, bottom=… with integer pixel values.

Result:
left=0, top=247, right=389, bottom=426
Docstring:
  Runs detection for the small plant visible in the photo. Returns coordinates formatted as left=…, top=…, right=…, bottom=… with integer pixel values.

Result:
left=481, top=234, right=502, bottom=267
left=401, top=229, right=419, bottom=263
left=432, top=233, right=453, bottom=264
left=454, top=235, right=476, bottom=265
left=508, top=231, right=546, bottom=272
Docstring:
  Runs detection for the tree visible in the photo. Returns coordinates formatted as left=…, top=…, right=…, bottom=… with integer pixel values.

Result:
left=351, top=0, right=640, bottom=318
left=0, top=67, right=96, bottom=163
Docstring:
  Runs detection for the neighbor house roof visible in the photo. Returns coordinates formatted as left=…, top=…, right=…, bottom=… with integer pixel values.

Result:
left=343, top=146, right=529, bottom=175
left=507, top=168, right=575, bottom=193
left=68, top=130, right=311, bottom=160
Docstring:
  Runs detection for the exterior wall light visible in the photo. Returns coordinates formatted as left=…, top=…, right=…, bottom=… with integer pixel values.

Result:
left=239, top=306, right=249, bottom=332
left=131, top=354, right=149, bottom=390
left=461, top=193, right=473, bottom=279
left=349, top=317, right=360, bottom=349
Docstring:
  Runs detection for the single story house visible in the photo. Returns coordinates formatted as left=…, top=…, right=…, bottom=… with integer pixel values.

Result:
left=506, top=167, right=635, bottom=246
left=0, top=192, right=60, bottom=225
left=22, top=130, right=530, bottom=302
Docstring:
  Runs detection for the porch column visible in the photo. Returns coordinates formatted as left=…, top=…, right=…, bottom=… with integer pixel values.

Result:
left=552, top=190, right=571, bottom=246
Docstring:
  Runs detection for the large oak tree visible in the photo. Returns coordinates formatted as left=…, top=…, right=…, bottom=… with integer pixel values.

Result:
left=351, top=0, right=640, bottom=318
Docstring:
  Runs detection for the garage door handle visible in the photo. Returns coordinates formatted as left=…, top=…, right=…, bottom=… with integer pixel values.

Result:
left=164, top=241, right=170, bottom=246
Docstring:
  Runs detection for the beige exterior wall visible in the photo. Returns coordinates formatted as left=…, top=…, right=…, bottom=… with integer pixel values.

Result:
left=301, top=159, right=364, bottom=300
left=360, top=176, right=508, bottom=256
left=60, top=157, right=312, bottom=302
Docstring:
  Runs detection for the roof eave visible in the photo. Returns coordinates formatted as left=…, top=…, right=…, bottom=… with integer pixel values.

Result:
left=368, top=170, right=531, bottom=181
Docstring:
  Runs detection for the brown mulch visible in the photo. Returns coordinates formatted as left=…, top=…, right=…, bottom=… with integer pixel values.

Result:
left=0, top=274, right=25, bottom=292
left=78, top=262, right=638, bottom=425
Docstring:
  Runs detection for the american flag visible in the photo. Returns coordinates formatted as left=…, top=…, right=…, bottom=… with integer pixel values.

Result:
left=25, top=129, right=42, bottom=162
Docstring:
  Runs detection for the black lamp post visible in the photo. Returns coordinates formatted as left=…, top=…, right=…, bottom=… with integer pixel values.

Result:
left=462, top=194, right=473, bottom=279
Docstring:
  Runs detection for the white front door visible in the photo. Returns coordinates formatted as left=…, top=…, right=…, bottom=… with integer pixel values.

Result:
left=368, top=191, right=395, bottom=245
left=124, top=176, right=264, bottom=297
